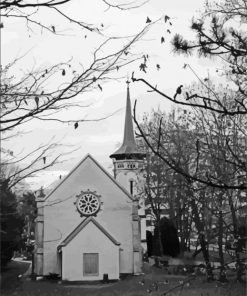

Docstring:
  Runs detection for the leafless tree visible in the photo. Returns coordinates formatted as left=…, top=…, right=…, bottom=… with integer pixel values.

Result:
left=0, top=0, right=148, bottom=34
left=0, top=27, right=149, bottom=133
left=1, top=0, right=154, bottom=189
left=133, top=82, right=247, bottom=190
left=135, top=101, right=246, bottom=281
left=131, top=0, right=247, bottom=116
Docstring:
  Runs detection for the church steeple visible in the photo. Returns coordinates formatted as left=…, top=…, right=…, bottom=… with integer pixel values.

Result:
left=110, top=82, right=145, bottom=160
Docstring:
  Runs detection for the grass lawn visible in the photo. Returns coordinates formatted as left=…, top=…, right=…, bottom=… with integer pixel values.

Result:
left=1, top=261, right=246, bottom=296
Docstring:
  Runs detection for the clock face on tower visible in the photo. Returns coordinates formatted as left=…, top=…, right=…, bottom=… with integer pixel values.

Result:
left=76, top=191, right=101, bottom=216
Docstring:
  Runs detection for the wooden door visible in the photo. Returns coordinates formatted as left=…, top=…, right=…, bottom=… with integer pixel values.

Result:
left=83, top=253, right=99, bottom=276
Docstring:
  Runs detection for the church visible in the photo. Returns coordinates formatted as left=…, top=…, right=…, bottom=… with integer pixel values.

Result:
left=34, top=83, right=146, bottom=281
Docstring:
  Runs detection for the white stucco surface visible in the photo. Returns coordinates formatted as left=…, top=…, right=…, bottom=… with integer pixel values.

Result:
left=41, top=155, right=137, bottom=278
left=62, top=220, right=119, bottom=281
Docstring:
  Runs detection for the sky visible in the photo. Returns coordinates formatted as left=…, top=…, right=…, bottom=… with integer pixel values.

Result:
left=2, top=0, right=219, bottom=190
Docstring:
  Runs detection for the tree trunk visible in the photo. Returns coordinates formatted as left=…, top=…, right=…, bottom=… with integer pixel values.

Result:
left=228, top=192, right=244, bottom=282
left=191, top=198, right=214, bottom=281
left=153, top=218, right=163, bottom=267
left=157, top=219, right=164, bottom=257
left=217, top=203, right=227, bottom=282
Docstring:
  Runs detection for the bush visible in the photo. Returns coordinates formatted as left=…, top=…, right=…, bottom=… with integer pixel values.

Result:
left=153, top=217, right=180, bottom=258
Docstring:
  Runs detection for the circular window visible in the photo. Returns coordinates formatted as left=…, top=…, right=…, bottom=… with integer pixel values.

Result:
left=76, top=192, right=100, bottom=216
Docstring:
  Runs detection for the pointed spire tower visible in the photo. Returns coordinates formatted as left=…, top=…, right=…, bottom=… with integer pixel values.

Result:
left=110, top=81, right=145, bottom=195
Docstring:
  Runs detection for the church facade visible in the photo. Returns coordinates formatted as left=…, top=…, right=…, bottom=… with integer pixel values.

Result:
left=34, top=83, right=146, bottom=281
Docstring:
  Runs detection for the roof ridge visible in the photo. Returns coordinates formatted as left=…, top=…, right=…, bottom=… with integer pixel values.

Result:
left=57, top=217, right=120, bottom=249
left=43, top=153, right=133, bottom=202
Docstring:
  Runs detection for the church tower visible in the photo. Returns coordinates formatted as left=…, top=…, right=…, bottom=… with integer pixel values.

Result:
left=110, top=81, right=145, bottom=197
left=110, top=82, right=146, bottom=272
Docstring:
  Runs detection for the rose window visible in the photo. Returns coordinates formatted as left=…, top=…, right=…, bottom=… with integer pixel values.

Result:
left=76, top=192, right=100, bottom=216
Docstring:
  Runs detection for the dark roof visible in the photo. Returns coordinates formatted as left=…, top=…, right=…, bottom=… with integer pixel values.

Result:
left=110, top=84, right=145, bottom=160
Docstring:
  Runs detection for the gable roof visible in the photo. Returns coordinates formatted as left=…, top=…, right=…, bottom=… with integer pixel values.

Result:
left=44, top=153, right=133, bottom=201
left=57, top=217, right=120, bottom=250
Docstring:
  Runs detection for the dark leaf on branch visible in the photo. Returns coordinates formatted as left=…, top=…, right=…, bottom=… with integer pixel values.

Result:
left=146, top=17, right=151, bottom=23
left=156, top=64, right=160, bottom=70
left=62, top=69, right=66, bottom=76
left=92, top=77, right=97, bottom=82
left=116, top=66, right=119, bottom=71
left=161, top=36, right=165, bottom=43
left=172, top=34, right=189, bottom=52
left=98, top=84, right=102, bottom=91
left=169, top=22, right=172, bottom=26
left=176, top=85, right=183, bottom=95
left=43, top=157, right=46, bottom=164
left=191, top=21, right=202, bottom=31
left=131, top=71, right=135, bottom=81
left=101, top=23, right=104, bottom=27
left=51, top=26, right=56, bottom=33
left=164, top=15, right=170, bottom=23
left=74, top=122, right=79, bottom=129
left=35, top=96, right=39, bottom=108
left=139, top=63, right=147, bottom=73
left=167, top=29, right=171, bottom=34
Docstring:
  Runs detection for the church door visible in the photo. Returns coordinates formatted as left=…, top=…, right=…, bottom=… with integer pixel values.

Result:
left=83, top=253, right=99, bottom=276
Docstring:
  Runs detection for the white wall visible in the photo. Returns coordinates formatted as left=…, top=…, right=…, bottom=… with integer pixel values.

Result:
left=62, top=221, right=119, bottom=281
left=42, top=156, right=134, bottom=276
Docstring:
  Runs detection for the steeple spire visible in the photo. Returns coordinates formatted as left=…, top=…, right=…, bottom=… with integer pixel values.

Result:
left=110, top=82, right=145, bottom=160
left=122, top=80, right=136, bottom=148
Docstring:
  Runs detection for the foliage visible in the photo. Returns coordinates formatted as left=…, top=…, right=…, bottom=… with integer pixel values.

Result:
left=136, top=104, right=246, bottom=281
left=133, top=0, right=247, bottom=116
left=153, top=217, right=180, bottom=258
left=0, top=180, right=24, bottom=266
left=132, top=0, right=247, bottom=190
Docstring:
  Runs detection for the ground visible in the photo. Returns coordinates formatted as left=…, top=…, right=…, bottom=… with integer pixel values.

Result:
left=1, top=260, right=246, bottom=296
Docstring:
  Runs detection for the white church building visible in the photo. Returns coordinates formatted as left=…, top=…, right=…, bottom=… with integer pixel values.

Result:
left=34, top=83, right=146, bottom=281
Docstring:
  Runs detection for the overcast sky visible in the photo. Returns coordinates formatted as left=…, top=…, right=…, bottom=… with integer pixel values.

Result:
left=2, top=0, right=219, bottom=189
